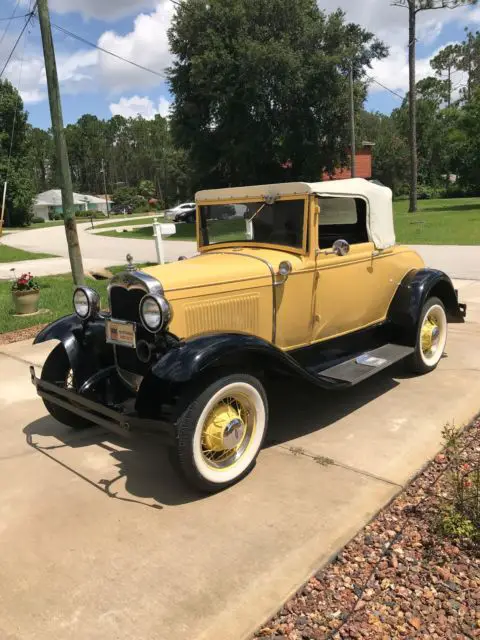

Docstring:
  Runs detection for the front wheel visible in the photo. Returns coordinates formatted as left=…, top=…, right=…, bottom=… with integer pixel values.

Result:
left=41, top=344, right=92, bottom=430
left=407, top=296, right=448, bottom=374
left=175, top=374, right=268, bottom=493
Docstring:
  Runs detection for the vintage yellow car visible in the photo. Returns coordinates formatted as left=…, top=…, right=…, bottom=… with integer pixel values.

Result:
left=31, top=179, right=466, bottom=492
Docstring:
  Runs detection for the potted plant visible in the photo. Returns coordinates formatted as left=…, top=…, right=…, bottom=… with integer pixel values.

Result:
left=11, top=270, right=40, bottom=315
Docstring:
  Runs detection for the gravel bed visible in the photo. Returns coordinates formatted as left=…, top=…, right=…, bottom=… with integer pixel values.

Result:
left=0, top=324, right=47, bottom=345
left=255, top=418, right=479, bottom=640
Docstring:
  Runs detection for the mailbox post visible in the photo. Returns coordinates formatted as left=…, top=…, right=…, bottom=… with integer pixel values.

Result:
left=153, top=219, right=176, bottom=265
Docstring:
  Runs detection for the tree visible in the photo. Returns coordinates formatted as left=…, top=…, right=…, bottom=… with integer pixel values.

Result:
left=26, top=126, right=54, bottom=193
left=357, top=110, right=409, bottom=194
left=430, top=44, right=462, bottom=106
left=391, top=0, right=477, bottom=213
left=454, top=88, right=480, bottom=189
left=168, top=0, right=387, bottom=187
left=0, top=80, right=35, bottom=227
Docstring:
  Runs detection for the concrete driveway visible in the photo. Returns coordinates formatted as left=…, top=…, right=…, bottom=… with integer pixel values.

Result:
left=0, top=279, right=479, bottom=640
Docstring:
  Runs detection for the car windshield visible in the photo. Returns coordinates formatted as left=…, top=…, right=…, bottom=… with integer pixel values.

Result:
left=199, top=199, right=305, bottom=249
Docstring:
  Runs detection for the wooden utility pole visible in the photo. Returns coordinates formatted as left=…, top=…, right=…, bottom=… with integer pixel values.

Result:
left=37, top=0, right=85, bottom=284
left=407, top=3, right=418, bottom=213
left=349, top=63, right=356, bottom=179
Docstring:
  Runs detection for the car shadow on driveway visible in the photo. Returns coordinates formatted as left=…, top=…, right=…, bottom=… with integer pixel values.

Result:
left=264, top=368, right=399, bottom=447
left=23, top=367, right=400, bottom=508
left=23, top=418, right=204, bottom=508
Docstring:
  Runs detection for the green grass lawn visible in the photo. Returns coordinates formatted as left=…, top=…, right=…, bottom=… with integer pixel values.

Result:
left=93, top=214, right=160, bottom=231
left=7, top=219, right=67, bottom=230
left=0, top=245, right=56, bottom=263
left=98, top=219, right=245, bottom=242
left=394, top=197, right=480, bottom=245
left=98, top=198, right=480, bottom=246
left=0, top=265, right=154, bottom=335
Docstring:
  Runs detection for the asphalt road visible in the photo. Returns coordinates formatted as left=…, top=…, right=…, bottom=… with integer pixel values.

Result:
left=0, top=279, right=479, bottom=640
left=0, top=220, right=197, bottom=278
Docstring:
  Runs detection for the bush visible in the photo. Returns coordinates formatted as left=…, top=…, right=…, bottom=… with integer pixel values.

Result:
left=75, top=210, right=105, bottom=219
left=31, top=216, right=46, bottom=224
left=437, top=423, right=480, bottom=543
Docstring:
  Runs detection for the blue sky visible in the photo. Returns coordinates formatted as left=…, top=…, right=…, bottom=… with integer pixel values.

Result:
left=1, top=0, right=478, bottom=130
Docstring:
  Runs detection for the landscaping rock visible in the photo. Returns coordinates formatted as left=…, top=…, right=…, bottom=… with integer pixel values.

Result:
left=254, top=418, right=480, bottom=640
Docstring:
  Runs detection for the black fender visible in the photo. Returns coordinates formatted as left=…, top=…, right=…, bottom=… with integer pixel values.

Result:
left=135, top=332, right=342, bottom=420
left=34, top=314, right=113, bottom=383
left=388, top=268, right=466, bottom=345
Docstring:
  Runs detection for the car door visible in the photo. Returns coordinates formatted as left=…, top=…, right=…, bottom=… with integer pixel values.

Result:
left=312, top=196, right=397, bottom=343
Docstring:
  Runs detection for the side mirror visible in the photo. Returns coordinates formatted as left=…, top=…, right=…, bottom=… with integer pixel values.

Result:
left=275, top=260, right=292, bottom=285
left=332, top=239, right=350, bottom=257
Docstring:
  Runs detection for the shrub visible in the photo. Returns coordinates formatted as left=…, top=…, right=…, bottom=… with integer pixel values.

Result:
left=437, top=423, right=480, bottom=543
left=75, top=210, right=105, bottom=219
left=31, top=216, right=46, bottom=224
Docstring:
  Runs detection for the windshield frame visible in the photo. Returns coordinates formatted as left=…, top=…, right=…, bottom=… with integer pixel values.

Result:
left=197, top=195, right=309, bottom=255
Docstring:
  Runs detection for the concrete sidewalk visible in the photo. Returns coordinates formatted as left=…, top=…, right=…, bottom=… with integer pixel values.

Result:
left=0, top=279, right=479, bottom=640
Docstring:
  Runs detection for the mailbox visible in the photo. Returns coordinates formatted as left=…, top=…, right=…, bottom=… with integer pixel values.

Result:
left=159, top=223, right=176, bottom=237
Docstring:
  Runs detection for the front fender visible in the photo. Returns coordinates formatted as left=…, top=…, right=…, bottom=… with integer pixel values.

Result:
left=34, top=314, right=113, bottom=381
left=388, top=268, right=465, bottom=344
left=135, top=332, right=329, bottom=420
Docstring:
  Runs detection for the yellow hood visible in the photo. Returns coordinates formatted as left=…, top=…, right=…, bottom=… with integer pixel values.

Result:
left=142, top=250, right=274, bottom=299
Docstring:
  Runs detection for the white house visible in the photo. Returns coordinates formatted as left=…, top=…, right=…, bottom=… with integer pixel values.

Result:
left=33, top=190, right=112, bottom=220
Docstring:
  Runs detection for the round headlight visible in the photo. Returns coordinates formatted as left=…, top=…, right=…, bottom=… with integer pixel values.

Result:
left=139, top=294, right=171, bottom=333
left=73, top=287, right=100, bottom=320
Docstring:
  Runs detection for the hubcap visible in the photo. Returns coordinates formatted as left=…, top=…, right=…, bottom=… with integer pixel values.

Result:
left=201, top=395, right=254, bottom=469
left=421, top=313, right=441, bottom=357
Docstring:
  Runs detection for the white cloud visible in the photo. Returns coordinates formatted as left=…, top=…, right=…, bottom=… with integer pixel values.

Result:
left=109, top=95, right=171, bottom=119
left=4, top=48, right=98, bottom=105
left=318, top=0, right=480, bottom=102
left=97, top=2, right=173, bottom=92
left=49, top=0, right=158, bottom=21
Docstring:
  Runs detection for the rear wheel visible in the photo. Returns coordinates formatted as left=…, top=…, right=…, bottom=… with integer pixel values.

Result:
left=408, top=297, right=448, bottom=374
left=41, top=344, right=92, bottom=430
left=175, top=374, right=268, bottom=492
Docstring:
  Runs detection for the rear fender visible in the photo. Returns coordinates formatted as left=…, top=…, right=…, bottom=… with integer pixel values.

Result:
left=388, top=268, right=465, bottom=345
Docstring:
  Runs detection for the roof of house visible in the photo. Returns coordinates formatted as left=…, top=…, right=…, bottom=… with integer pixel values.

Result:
left=34, top=190, right=110, bottom=206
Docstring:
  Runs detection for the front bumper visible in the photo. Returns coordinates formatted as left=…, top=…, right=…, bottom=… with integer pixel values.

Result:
left=30, top=367, right=174, bottom=443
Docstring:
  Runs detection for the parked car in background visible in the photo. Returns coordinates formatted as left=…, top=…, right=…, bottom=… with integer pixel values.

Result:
left=111, top=204, right=134, bottom=215
left=165, top=202, right=196, bottom=222
left=31, top=179, right=466, bottom=493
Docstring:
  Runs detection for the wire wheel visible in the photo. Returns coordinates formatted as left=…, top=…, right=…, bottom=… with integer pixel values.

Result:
left=200, top=393, right=256, bottom=470
left=419, top=303, right=447, bottom=367
left=176, top=374, right=268, bottom=492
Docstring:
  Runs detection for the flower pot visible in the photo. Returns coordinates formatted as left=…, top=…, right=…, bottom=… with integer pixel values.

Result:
left=12, top=290, right=40, bottom=315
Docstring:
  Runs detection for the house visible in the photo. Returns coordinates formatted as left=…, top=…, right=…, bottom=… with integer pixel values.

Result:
left=322, top=143, right=375, bottom=181
left=32, top=190, right=112, bottom=220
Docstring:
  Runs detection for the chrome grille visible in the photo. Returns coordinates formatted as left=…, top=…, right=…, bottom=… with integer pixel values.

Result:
left=108, top=270, right=163, bottom=380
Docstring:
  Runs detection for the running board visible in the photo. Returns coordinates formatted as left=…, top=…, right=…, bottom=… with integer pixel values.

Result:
left=311, top=344, right=414, bottom=387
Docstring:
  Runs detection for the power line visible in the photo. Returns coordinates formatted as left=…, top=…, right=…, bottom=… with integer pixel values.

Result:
left=367, top=76, right=405, bottom=100
left=0, top=3, right=37, bottom=80
left=0, top=0, right=22, bottom=49
left=0, top=13, right=30, bottom=22
left=51, top=22, right=167, bottom=79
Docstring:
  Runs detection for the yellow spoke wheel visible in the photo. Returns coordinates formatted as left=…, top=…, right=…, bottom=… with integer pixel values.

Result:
left=176, top=374, right=268, bottom=492
left=409, top=297, right=447, bottom=374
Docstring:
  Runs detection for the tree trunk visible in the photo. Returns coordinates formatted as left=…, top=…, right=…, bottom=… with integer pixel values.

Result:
left=408, top=4, right=418, bottom=213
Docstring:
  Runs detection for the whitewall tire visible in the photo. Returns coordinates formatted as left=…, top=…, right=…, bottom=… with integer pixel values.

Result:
left=408, top=296, right=448, bottom=374
left=175, top=374, right=268, bottom=492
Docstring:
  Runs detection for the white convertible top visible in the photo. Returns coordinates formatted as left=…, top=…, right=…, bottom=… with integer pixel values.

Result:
left=196, top=178, right=395, bottom=250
